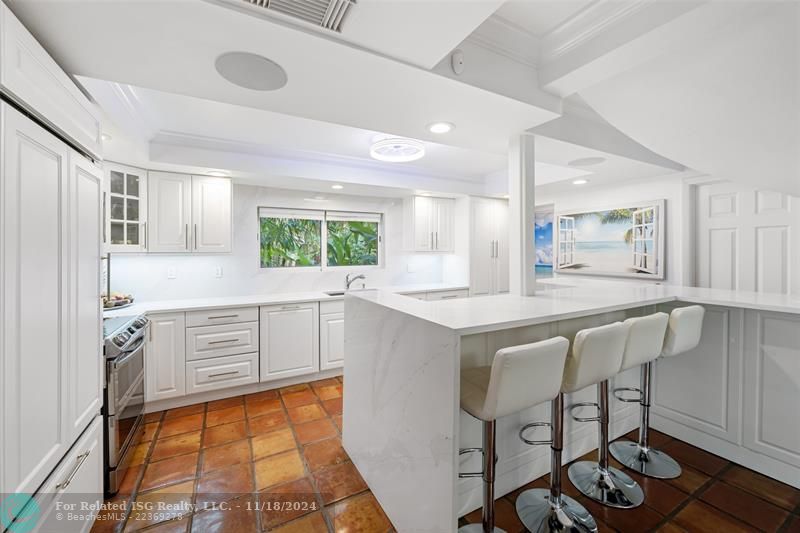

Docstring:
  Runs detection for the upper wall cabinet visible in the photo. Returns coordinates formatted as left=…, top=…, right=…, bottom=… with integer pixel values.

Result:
left=148, top=172, right=191, bottom=253
left=0, top=4, right=102, bottom=159
left=192, top=176, right=232, bottom=253
left=147, top=172, right=231, bottom=254
left=403, top=195, right=455, bottom=252
left=106, top=162, right=147, bottom=253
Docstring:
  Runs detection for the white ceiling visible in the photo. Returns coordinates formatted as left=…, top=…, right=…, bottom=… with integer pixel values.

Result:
left=493, top=0, right=595, bottom=37
left=6, top=0, right=557, bottom=156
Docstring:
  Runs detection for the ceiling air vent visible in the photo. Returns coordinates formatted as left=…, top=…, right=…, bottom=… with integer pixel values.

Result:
left=242, top=0, right=355, bottom=32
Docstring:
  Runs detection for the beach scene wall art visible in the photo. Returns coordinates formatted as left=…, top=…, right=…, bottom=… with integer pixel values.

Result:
left=555, top=200, right=665, bottom=279
left=535, top=208, right=554, bottom=277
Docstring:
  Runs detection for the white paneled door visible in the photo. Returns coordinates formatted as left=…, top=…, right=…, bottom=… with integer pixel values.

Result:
left=696, top=182, right=800, bottom=294
left=146, top=312, right=187, bottom=401
left=260, top=303, right=320, bottom=381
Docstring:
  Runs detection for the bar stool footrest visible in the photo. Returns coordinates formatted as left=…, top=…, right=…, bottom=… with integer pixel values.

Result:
left=519, top=421, right=553, bottom=445
left=569, top=402, right=600, bottom=423
left=458, top=447, right=484, bottom=478
left=612, top=387, right=642, bottom=403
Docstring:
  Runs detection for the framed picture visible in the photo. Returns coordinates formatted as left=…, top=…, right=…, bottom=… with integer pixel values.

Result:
left=554, top=200, right=665, bottom=280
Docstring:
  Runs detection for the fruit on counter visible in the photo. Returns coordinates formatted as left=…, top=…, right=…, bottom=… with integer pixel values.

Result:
left=102, top=292, right=134, bottom=308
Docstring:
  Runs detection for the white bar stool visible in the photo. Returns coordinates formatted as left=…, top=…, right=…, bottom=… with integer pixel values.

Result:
left=515, top=383, right=598, bottom=530
left=565, top=322, right=645, bottom=509
left=610, top=305, right=705, bottom=478
left=459, top=337, right=571, bottom=533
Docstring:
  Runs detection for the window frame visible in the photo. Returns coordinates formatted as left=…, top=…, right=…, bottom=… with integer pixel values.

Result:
left=258, top=206, right=384, bottom=271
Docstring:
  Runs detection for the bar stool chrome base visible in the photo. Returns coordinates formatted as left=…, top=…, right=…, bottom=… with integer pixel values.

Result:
left=458, top=524, right=507, bottom=533
left=609, top=441, right=681, bottom=479
left=516, top=489, right=598, bottom=533
left=567, top=462, right=644, bottom=509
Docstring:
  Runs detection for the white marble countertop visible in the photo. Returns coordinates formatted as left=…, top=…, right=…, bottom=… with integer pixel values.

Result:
left=103, top=282, right=469, bottom=317
left=351, top=279, right=800, bottom=335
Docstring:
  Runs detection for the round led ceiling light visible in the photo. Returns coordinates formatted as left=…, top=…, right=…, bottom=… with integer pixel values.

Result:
left=370, top=138, right=425, bottom=162
left=568, top=156, right=606, bottom=167
left=215, top=52, right=287, bottom=91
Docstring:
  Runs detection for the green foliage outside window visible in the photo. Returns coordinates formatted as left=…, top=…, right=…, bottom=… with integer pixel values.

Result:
left=259, top=217, right=321, bottom=267
left=327, top=221, right=379, bottom=266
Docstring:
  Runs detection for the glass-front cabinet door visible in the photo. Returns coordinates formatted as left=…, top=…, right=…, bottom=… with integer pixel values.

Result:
left=106, top=162, right=147, bottom=252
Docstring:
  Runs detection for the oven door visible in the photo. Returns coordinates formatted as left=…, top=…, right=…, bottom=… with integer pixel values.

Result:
left=107, top=335, right=145, bottom=469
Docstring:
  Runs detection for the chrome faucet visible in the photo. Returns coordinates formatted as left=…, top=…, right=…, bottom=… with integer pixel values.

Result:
left=345, top=273, right=366, bottom=290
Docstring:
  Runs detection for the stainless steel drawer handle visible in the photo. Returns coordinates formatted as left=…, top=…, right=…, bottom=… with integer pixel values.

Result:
left=57, top=451, right=90, bottom=489
left=208, top=370, right=239, bottom=379
left=207, top=314, right=239, bottom=320
left=281, top=305, right=300, bottom=310
left=441, top=295, right=459, bottom=299
left=208, top=338, right=239, bottom=345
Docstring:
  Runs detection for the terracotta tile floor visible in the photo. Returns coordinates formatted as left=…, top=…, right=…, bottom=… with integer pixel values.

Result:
left=91, top=376, right=393, bottom=533
left=462, top=428, right=800, bottom=533
left=92, top=377, right=800, bottom=533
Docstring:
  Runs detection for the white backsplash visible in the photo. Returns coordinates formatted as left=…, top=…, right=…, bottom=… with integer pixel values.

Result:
left=110, top=184, right=445, bottom=301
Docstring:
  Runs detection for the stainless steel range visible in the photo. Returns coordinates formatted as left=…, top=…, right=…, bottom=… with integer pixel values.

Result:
left=103, top=313, right=148, bottom=496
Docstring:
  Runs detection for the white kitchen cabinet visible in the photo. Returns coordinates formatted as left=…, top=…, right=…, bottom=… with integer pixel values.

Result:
left=30, top=416, right=103, bottom=533
left=320, top=300, right=345, bottom=370
left=186, top=321, right=259, bottom=361
left=68, top=153, right=103, bottom=437
left=1, top=104, right=102, bottom=500
left=146, top=172, right=231, bottom=253
left=470, top=197, right=509, bottom=296
left=106, top=162, right=147, bottom=253
left=146, top=312, right=187, bottom=401
left=192, top=175, right=232, bottom=253
left=404, top=195, right=455, bottom=252
left=148, top=171, right=191, bottom=253
left=1, top=103, right=72, bottom=496
left=0, top=3, right=102, bottom=159
left=260, top=302, right=320, bottom=381
left=425, top=289, right=469, bottom=301
left=186, top=352, right=259, bottom=395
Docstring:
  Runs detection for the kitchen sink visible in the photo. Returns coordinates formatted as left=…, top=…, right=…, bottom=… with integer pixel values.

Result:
left=324, top=290, right=346, bottom=296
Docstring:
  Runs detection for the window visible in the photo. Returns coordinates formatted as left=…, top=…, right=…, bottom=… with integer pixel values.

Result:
left=259, top=208, right=382, bottom=269
left=259, top=208, right=322, bottom=268
left=326, top=212, right=381, bottom=267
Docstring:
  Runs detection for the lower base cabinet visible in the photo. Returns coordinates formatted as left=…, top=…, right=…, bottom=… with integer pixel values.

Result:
left=320, top=300, right=345, bottom=370
left=186, top=352, right=259, bottom=394
left=29, top=416, right=103, bottom=533
left=145, top=312, right=186, bottom=402
left=260, top=302, right=320, bottom=381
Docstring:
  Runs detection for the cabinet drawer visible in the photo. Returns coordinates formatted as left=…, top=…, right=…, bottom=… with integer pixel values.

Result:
left=186, top=321, right=259, bottom=361
left=403, top=292, right=428, bottom=301
left=186, top=352, right=258, bottom=394
left=426, top=289, right=469, bottom=301
left=320, top=299, right=344, bottom=314
left=186, top=306, right=258, bottom=327
left=30, top=416, right=103, bottom=533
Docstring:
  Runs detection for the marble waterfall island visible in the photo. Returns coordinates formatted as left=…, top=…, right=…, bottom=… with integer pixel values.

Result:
left=341, top=284, right=800, bottom=532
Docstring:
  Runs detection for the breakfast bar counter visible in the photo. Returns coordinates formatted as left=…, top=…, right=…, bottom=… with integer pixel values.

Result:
left=342, top=282, right=800, bottom=532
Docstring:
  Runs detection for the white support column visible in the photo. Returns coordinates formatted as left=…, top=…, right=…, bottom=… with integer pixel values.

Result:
left=508, top=134, right=537, bottom=296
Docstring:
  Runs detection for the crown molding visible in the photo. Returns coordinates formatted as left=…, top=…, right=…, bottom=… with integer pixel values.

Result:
left=465, top=13, right=541, bottom=68
left=541, top=0, right=656, bottom=62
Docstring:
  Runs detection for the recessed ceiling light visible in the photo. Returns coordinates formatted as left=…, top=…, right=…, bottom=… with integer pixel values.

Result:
left=427, top=122, right=454, bottom=134
left=215, top=51, right=287, bottom=91
left=370, top=138, right=425, bottom=163
left=101, top=133, right=112, bottom=142
left=206, top=170, right=230, bottom=177
left=304, top=195, right=328, bottom=203
left=568, top=157, right=606, bottom=167
left=331, top=184, right=344, bottom=190
left=420, top=192, right=432, bottom=197
left=572, top=179, right=589, bottom=185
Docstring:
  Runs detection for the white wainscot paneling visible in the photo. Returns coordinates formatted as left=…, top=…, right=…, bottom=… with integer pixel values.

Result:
left=652, top=305, right=743, bottom=444
left=743, top=311, right=800, bottom=468
left=755, top=226, right=789, bottom=294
